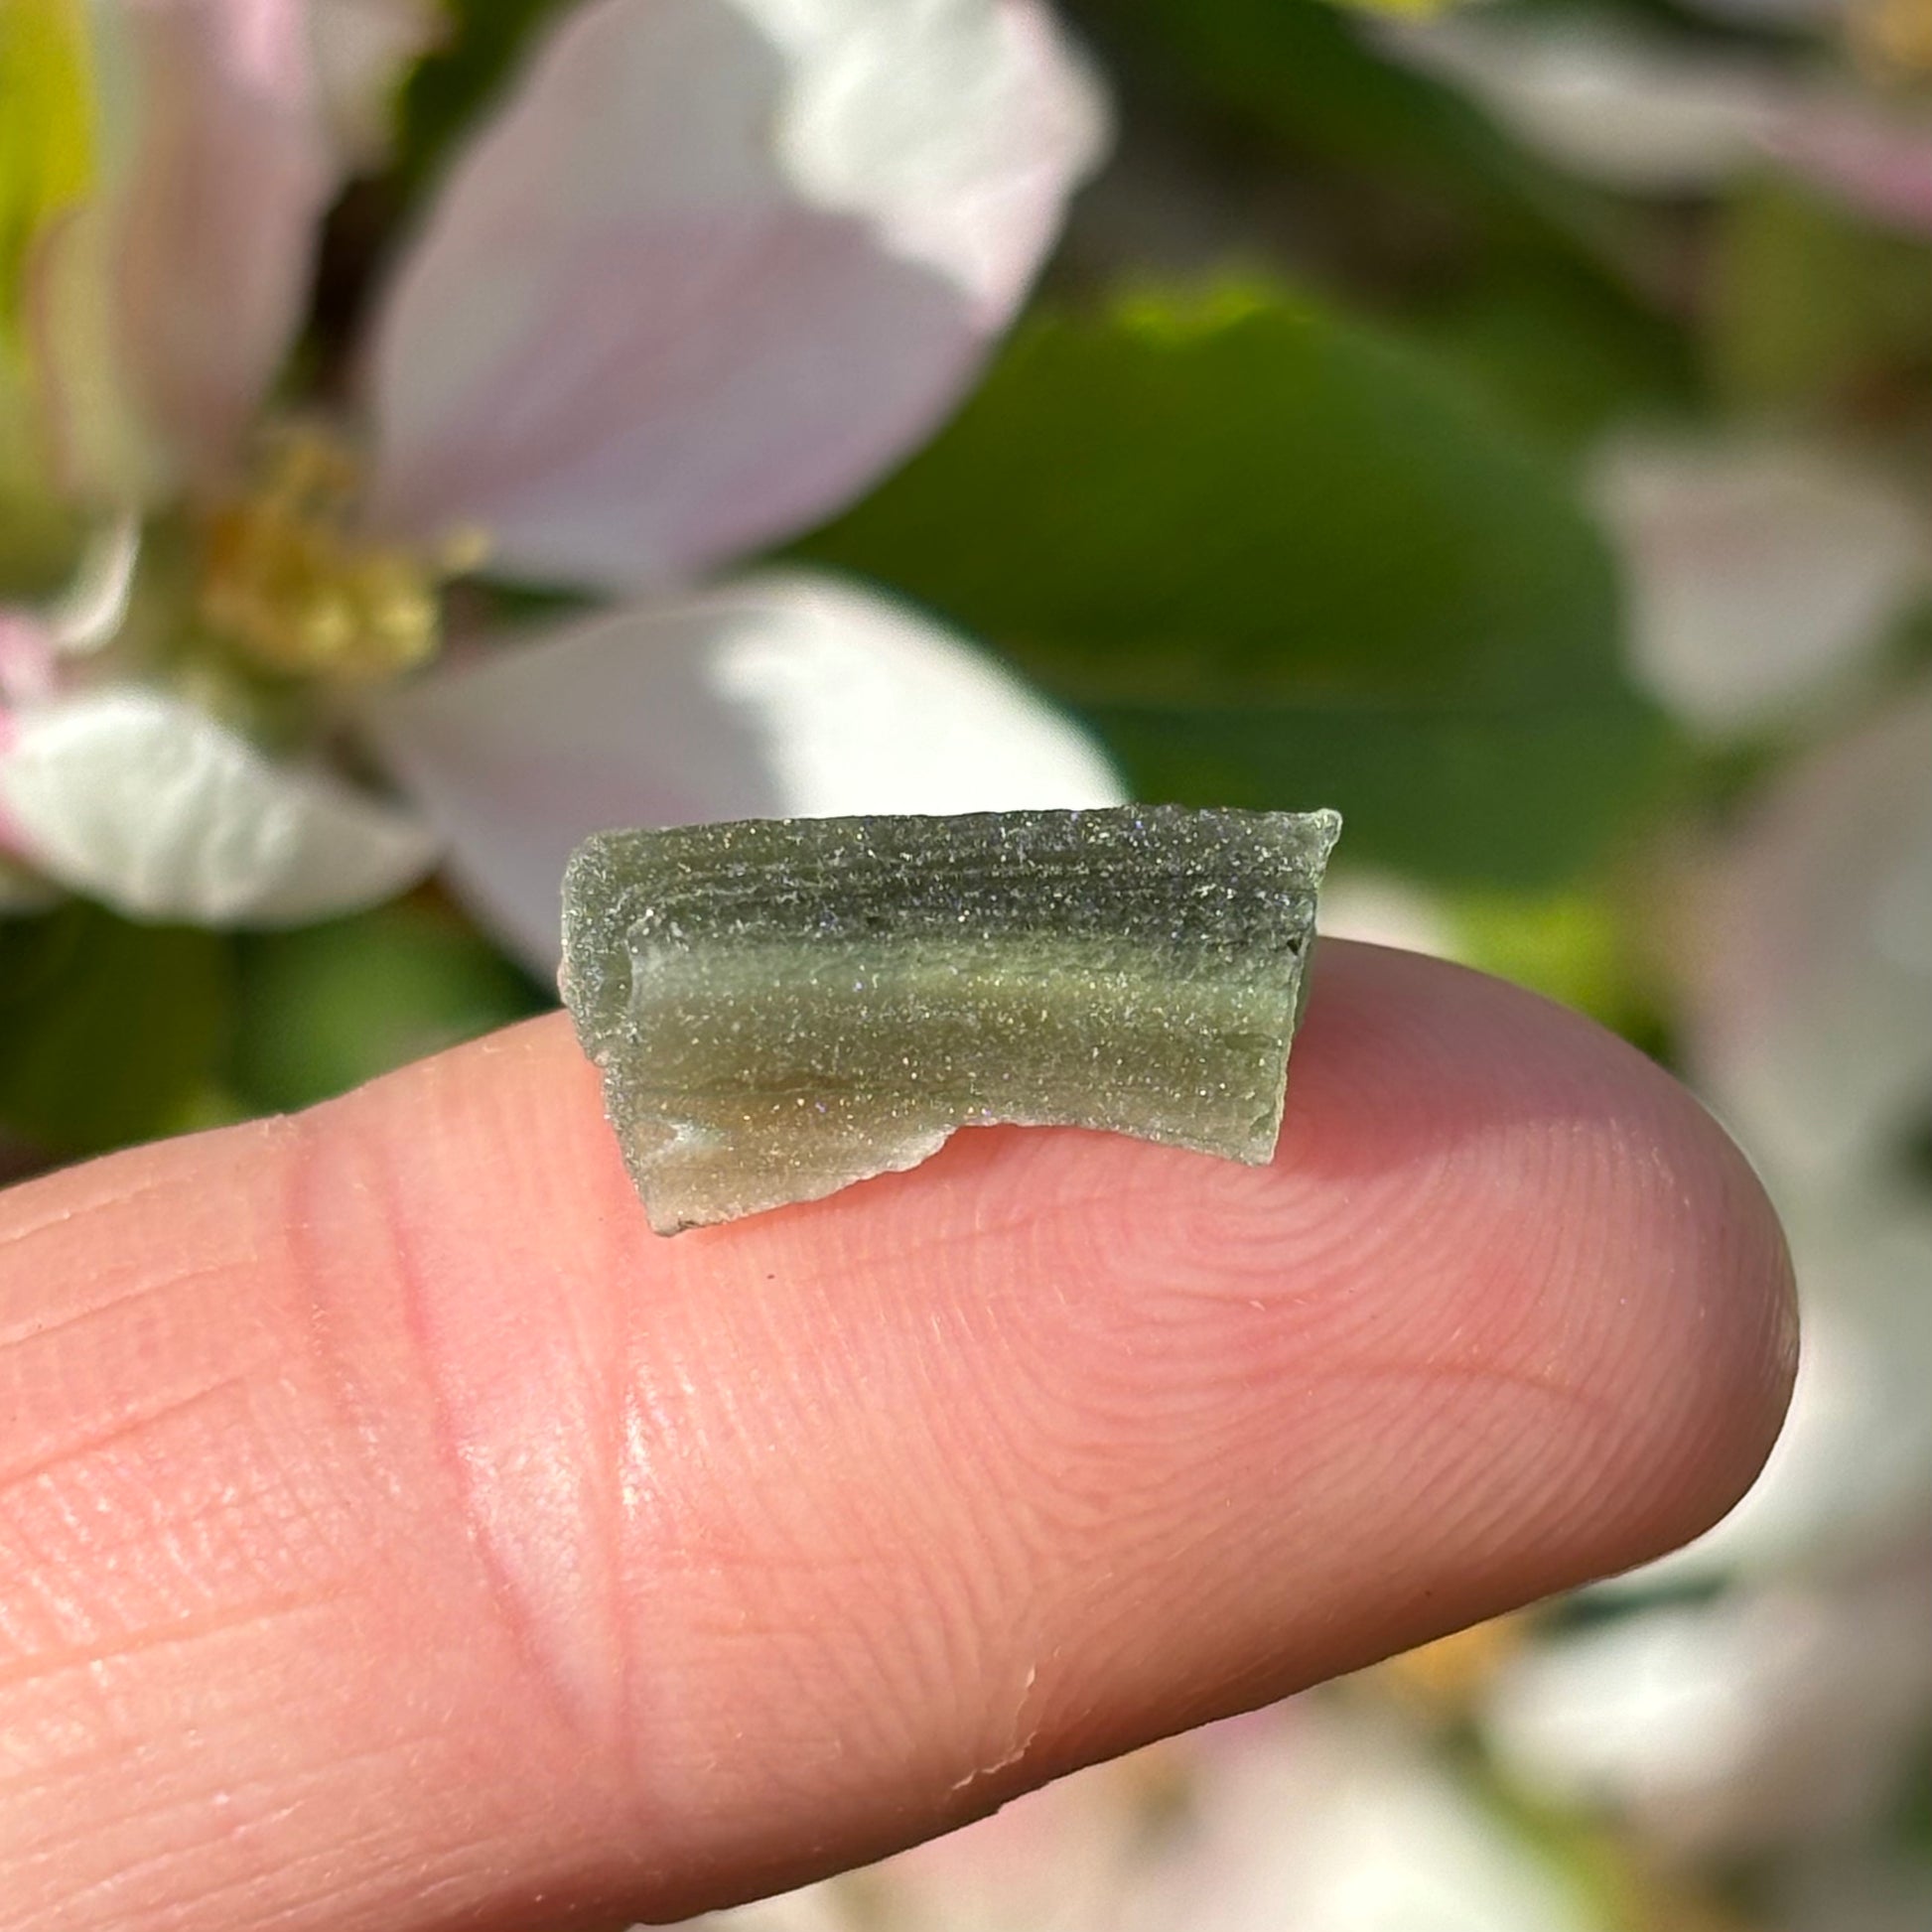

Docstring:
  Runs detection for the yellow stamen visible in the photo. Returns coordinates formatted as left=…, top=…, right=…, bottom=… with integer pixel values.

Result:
left=198, top=425, right=462, bottom=681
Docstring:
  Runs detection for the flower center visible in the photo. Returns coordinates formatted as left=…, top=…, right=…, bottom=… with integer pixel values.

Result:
left=198, top=426, right=475, bottom=682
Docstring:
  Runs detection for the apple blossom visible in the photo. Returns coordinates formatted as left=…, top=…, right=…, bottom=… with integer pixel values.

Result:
left=0, top=0, right=1121, bottom=967
left=1587, top=434, right=1927, bottom=738
left=1382, top=4, right=1932, bottom=235
left=1693, top=678, right=1932, bottom=1188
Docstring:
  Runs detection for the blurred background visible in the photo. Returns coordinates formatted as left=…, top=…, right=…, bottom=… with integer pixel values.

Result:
left=4, top=0, right=1931, bottom=1927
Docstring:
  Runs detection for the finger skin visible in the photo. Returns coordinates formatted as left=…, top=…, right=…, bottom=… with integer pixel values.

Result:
left=0, top=943, right=1794, bottom=1932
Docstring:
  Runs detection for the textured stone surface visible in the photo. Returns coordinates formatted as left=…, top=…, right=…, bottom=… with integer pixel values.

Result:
left=561, top=805, right=1341, bottom=1233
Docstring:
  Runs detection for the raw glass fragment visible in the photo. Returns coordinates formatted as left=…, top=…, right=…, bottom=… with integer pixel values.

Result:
left=561, top=805, right=1341, bottom=1233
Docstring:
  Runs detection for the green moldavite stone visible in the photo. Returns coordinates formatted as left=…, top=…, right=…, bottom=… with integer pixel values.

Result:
left=561, top=805, right=1341, bottom=1234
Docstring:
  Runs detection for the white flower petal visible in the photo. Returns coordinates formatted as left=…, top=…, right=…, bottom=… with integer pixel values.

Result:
left=360, top=570, right=1125, bottom=969
left=42, top=509, right=141, bottom=653
left=362, top=0, right=1107, bottom=589
left=1128, top=1704, right=1594, bottom=1932
left=1317, top=871, right=1459, bottom=960
left=1690, top=681, right=1932, bottom=1181
left=1482, top=1559, right=1932, bottom=1854
left=0, top=686, right=438, bottom=925
left=32, top=0, right=338, bottom=499
left=746, top=0, right=1109, bottom=321
left=1381, top=12, right=1781, bottom=193
left=1591, top=435, right=1926, bottom=735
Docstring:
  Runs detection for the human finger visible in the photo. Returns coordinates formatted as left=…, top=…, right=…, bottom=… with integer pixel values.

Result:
left=0, top=941, right=1794, bottom=1931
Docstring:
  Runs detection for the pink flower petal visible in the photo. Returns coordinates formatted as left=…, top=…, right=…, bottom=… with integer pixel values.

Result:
left=0, top=685, right=439, bottom=924
left=0, top=612, right=59, bottom=711
left=1590, top=434, right=1925, bottom=735
left=1765, top=95, right=1932, bottom=240
left=1690, top=680, right=1932, bottom=1182
left=359, top=571, right=1124, bottom=968
left=362, top=0, right=1107, bottom=590
left=32, top=0, right=338, bottom=500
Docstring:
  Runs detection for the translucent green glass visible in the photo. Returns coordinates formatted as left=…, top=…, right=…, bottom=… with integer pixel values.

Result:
left=562, top=805, right=1341, bottom=1233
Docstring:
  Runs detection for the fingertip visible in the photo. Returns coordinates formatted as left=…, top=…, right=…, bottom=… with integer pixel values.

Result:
left=1283, top=942, right=1797, bottom=1583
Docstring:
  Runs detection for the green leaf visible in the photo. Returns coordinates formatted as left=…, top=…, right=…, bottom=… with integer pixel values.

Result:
left=0, top=903, right=233, bottom=1155
left=797, top=285, right=1670, bottom=888
left=1413, top=261, right=1696, bottom=455
left=1084, top=699, right=1664, bottom=889
left=229, top=898, right=546, bottom=1113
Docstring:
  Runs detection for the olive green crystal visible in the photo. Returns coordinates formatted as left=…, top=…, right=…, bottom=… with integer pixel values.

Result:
left=561, top=805, right=1341, bottom=1234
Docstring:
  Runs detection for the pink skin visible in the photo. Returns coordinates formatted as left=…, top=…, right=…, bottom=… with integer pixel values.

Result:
left=0, top=942, right=1794, bottom=1931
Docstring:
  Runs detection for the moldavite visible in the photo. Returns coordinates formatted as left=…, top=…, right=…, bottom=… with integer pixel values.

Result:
left=561, top=805, right=1341, bottom=1234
